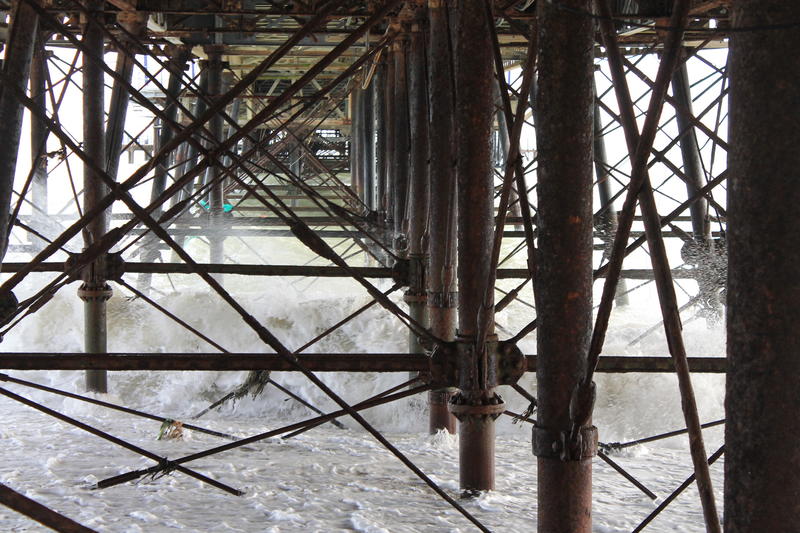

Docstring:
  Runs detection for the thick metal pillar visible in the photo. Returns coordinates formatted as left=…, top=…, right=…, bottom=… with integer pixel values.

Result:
left=149, top=46, right=190, bottom=216
left=361, top=77, right=375, bottom=211
left=425, top=0, right=457, bottom=435
left=105, top=11, right=145, bottom=182
left=373, top=58, right=387, bottom=218
left=80, top=0, right=110, bottom=394
left=383, top=46, right=396, bottom=229
left=29, top=31, right=48, bottom=237
left=0, top=0, right=39, bottom=260
left=391, top=32, right=410, bottom=246
left=534, top=1, right=595, bottom=531
left=405, top=5, right=429, bottom=362
left=350, top=87, right=362, bottom=199
left=726, top=2, right=800, bottom=531
left=206, top=47, right=225, bottom=270
left=450, top=0, right=500, bottom=492
left=178, top=67, right=209, bottom=203
left=671, top=60, right=710, bottom=243
left=593, top=97, right=628, bottom=306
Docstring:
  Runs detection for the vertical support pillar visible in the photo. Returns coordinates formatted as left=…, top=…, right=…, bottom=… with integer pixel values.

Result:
left=405, top=3, right=429, bottom=360
left=671, top=60, right=710, bottom=243
left=671, top=59, right=720, bottom=317
left=391, top=32, right=410, bottom=248
left=426, top=0, right=457, bottom=435
left=533, top=1, right=595, bottom=531
left=449, top=0, right=501, bottom=493
left=0, top=0, right=39, bottom=259
left=149, top=46, right=190, bottom=216
left=106, top=10, right=146, bottom=182
left=726, top=2, right=800, bottom=531
left=29, top=30, right=48, bottom=238
left=80, top=0, right=110, bottom=394
left=178, top=66, right=209, bottom=203
left=350, top=87, right=362, bottom=200
left=361, top=77, right=375, bottom=211
left=593, top=96, right=628, bottom=306
left=383, top=46, right=396, bottom=231
left=374, top=57, right=387, bottom=219
left=206, top=46, right=225, bottom=270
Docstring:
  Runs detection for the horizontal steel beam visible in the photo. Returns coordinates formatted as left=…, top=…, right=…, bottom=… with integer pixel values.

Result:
left=0, top=262, right=701, bottom=280
left=0, top=354, right=726, bottom=373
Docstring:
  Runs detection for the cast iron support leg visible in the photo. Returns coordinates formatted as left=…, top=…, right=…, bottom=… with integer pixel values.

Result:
left=450, top=0, right=501, bottom=492
left=383, top=47, right=396, bottom=231
left=0, top=0, right=39, bottom=259
left=726, top=2, right=800, bottom=531
left=405, top=4, right=429, bottom=365
left=206, top=47, right=225, bottom=275
left=80, top=0, right=109, bottom=394
left=593, top=95, right=628, bottom=306
left=29, top=30, right=48, bottom=243
left=426, top=0, right=457, bottom=435
left=361, top=74, right=375, bottom=211
left=391, top=33, right=410, bottom=249
left=374, top=58, right=387, bottom=220
left=534, top=1, right=595, bottom=531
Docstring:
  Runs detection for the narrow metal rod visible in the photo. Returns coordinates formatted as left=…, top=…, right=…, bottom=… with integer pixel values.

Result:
left=0, top=387, right=244, bottom=496
left=0, top=482, right=96, bottom=533
left=280, top=375, right=422, bottom=439
left=0, top=372, right=238, bottom=440
left=95, top=384, right=431, bottom=487
left=603, top=419, right=724, bottom=450
left=267, top=378, right=346, bottom=429
left=592, top=2, right=720, bottom=530
left=632, top=446, right=725, bottom=533
left=597, top=451, right=657, bottom=500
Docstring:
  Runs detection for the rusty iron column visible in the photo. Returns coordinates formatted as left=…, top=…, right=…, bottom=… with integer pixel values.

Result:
left=149, top=46, right=190, bottom=217
left=106, top=11, right=146, bottom=182
left=80, top=0, right=110, bottom=393
left=29, top=31, right=48, bottom=238
left=350, top=87, right=362, bottom=200
left=405, top=3, right=429, bottom=361
left=178, top=66, right=209, bottom=204
left=383, top=45, right=396, bottom=229
left=361, top=76, right=375, bottom=211
left=205, top=46, right=226, bottom=270
left=0, top=0, right=39, bottom=259
left=391, top=30, right=410, bottom=248
left=534, top=0, right=595, bottom=531
left=425, top=0, right=457, bottom=435
left=449, top=0, right=503, bottom=492
left=671, top=59, right=720, bottom=317
left=374, top=57, right=387, bottom=218
left=726, top=1, right=800, bottom=531
left=593, top=96, right=628, bottom=306
left=671, top=60, right=710, bottom=243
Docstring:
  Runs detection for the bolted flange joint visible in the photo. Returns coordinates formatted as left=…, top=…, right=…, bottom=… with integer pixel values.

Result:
left=533, top=425, right=598, bottom=462
left=448, top=391, right=505, bottom=422
left=77, top=281, right=112, bottom=303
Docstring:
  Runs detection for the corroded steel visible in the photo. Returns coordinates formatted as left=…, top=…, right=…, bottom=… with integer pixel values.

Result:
left=534, top=0, right=594, bottom=531
left=726, top=2, right=800, bottom=531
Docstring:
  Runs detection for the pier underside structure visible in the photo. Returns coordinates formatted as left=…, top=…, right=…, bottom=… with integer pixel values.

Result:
left=0, top=0, right=797, bottom=531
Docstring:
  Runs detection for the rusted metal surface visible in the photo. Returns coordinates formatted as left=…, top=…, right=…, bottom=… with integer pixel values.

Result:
left=593, top=1, right=722, bottom=530
left=0, top=0, right=39, bottom=260
left=80, top=0, right=110, bottom=394
left=450, top=0, right=501, bottom=493
left=0, top=353, right=727, bottom=373
left=726, top=2, right=800, bottom=531
left=534, top=0, right=595, bottom=530
left=0, top=482, right=96, bottom=533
